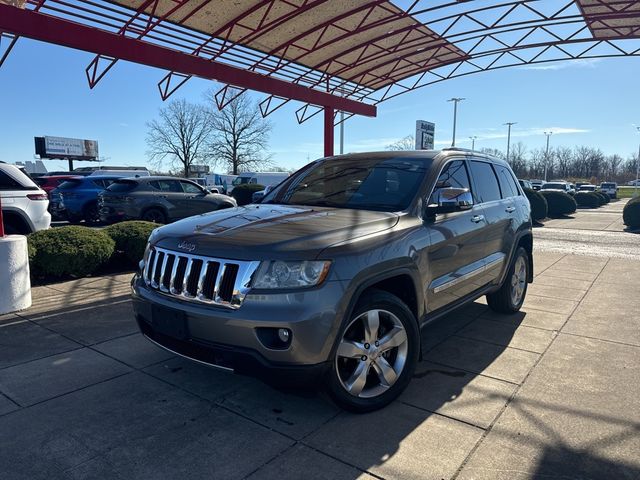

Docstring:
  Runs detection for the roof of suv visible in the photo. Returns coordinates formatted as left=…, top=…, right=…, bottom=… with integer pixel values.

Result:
left=326, top=148, right=508, bottom=166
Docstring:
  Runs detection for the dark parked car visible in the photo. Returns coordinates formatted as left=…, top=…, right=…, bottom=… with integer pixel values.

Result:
left=98, top=176, right=236, bottom=224
left=530, top=179, right=545, bottom=190
left=131, top=150, right=533, bottom=412
left=518, top=179, right=533, bottom=190
left=50, top=175, right=124, bottom=224
left=34, top=175, right=79, bottom=198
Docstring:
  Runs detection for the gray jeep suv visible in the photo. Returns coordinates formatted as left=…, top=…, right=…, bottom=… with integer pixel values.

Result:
left=131, top=149, right=533, bottom=412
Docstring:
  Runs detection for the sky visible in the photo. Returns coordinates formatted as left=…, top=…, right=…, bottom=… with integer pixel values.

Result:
left=0, top=36, right=639, bottom=174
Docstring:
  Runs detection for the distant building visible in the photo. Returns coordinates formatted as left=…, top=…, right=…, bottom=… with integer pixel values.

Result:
left=14, top=160, right=48, bottom=174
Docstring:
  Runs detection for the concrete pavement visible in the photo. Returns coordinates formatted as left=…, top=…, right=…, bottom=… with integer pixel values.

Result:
left=1, top=212, right=639, bottom=478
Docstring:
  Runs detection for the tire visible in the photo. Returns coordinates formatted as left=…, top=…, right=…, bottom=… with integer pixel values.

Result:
left=4, top=222, right=20, bottom=235
left=83, top=202, right=100, bottom=225
left=326, top=289, right=419, bottom=413
left=486, top=246, right=529, bottom=313
left=141, top=208, right=167, bottom=224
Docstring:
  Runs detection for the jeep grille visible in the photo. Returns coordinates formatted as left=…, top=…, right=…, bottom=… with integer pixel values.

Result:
left=143, top=246, right=259, bottom=309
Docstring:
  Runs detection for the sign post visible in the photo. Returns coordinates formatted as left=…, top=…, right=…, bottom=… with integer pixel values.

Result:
left=0, top=195, right=4, bottom=237
left=415, top=121, right=435, bottom=150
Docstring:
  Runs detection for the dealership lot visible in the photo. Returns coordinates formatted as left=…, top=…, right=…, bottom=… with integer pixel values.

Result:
left=1, top=206, right=639, bottom=479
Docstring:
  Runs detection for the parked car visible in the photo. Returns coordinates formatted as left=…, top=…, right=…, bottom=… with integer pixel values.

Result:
left=518, top=179, right=533, bottom=190
left=627, top=179, right=640, bottom=186
left=600, top=182, right=618, bottom=198
left=540, top=181, right=573, bottom=195
left=0, top=162, right=51, bottom=234
left=530, top=179, right=545, bottom=190
left=568, top=183, right=576, bottom=195
left=251, top=184, right=277, bottom=203
left=131, top=149, right=533, bottom=412
left=72, top=166, right=150, bottom=177
left=34, top=175, right=79, bottom=198
left=231, top=172, right=289, bottom=191
left=577, top=184, right=596, bottom=192
left=50, top=175, right=123, bottom=224
left=204, top=173, right=238, bottom=194
left=98, top=176, right=237, bottom=224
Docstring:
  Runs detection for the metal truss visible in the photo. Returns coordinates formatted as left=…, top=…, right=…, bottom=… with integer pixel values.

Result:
left=1, top=0, right=639, bottom=127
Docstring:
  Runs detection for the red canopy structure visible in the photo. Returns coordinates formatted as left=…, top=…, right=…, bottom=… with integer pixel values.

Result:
left=1, top=0, right=639, bottom=156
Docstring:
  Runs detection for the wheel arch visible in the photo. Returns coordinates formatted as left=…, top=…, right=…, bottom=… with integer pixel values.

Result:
left=2, top=209, right=33, bottom=234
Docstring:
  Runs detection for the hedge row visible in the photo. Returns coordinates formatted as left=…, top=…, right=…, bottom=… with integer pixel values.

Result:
left=28, top=221, right=158, bottom=279
left=575, top=191, right=601, bottom=208
left=539, top=190, right=577, bottom=217
left=623, top=196, right=640, bottom=228
left=523, top=188, right=547, bottom=222
left=231, top=183, right=265, bottom=206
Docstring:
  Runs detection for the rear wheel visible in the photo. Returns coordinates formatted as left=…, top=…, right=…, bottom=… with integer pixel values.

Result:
left=326, top=290, right=419, bottom=413
left=486, top=247, right=529, bottom=313
left=141, top=208, right=167, bottom=224
left=83, top=202, right=100, bottom=225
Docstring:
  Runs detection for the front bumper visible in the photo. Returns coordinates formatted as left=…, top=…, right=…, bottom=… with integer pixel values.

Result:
left=131, top=274, right=346, bottom=386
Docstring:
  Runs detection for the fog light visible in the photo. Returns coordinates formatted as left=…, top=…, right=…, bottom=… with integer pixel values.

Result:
left=277, top=328, right=291, bottom=343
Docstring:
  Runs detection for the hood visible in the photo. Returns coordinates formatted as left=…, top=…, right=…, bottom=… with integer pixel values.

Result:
left=152, top=204, right=399, bottom=260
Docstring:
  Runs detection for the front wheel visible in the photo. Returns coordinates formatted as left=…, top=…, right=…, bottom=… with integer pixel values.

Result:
left=486, top=247, right=529, bottom=313
left=326, top=290, right=419, bottom=413
left=141, top=208, right=167, bottom=224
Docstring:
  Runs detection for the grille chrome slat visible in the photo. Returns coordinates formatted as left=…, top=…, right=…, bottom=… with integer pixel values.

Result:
left=144, top=246, right=259, bottom=310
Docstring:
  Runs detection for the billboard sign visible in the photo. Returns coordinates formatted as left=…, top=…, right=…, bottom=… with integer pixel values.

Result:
left=415, top=121, right=435, bottom=150
left=35, top=136, right=99, bottom=160
left=189, top=164, right=210, bottom=174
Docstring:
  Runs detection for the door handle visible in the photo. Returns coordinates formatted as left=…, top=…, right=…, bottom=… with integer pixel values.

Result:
left=505, top=206, right=516, bottom=213
left=471, top=214, right=485, bottom=223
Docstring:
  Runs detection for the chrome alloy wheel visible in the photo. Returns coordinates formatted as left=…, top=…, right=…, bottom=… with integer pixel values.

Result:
left=335, top=309, right=408, bottom=399
left=511, top=255, right=527, bottom=306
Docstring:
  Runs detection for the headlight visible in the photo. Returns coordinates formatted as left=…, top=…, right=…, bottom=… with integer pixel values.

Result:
left=252, top=260, right=331, bottom=289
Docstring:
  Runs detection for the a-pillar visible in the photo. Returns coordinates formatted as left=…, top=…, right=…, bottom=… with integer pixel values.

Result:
left=324, top=106, right=334, bottom=157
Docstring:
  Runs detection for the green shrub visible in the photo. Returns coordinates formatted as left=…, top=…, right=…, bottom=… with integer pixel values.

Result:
left=28, top=226, right=115, bottom=278
left=575, top=191, right=600, bottom=208
left=104, top=221, right=158, bottom=265
left=523, top=187, right=548, bottom=222
left=540, top=190, right=577, bottom=217
left=595, top=191, right=610, bottom=205
left=623, top=196, right=640, bottom=228
left=231, top=184, right=265, bottom=206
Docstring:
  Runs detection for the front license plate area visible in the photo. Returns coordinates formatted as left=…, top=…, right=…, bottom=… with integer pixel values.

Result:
left=151, top=305, right=188, bottom=340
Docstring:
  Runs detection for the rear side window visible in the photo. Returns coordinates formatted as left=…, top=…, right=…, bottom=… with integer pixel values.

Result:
left=150, top=180, right=182, bottom=192
left=57, top=179, right=83, bottom=190
left=495, top=165, right=520, bottom=198
left=432, top=160, right=471, bottom=197
left=0, top=171, right=22, bottom=190
left=107, top=180, right=137, bottom=192
left=469, top=161, right=501, bottom=203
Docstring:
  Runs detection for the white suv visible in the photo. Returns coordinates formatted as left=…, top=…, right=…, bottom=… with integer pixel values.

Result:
left=600, top=182, right=618, bottom=199
left=0, top=163, right=51, bottom=234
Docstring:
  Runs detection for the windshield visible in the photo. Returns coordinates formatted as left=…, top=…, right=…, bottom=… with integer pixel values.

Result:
left=57, top=179, right=83, bottom=190
left=579, top=185, right=595, bottom=191
left=601, top=183, right=616, bottom=188
left=263, top=157, right=430, bottom=212
left=232, top=176, right=251, bottom=186
left=106, top=180, right=137, bottom=192
left=541, top=183, right=566, bottom=190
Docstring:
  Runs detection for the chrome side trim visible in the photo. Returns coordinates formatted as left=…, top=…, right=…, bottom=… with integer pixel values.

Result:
left=432, top=255, right=505, bottom=294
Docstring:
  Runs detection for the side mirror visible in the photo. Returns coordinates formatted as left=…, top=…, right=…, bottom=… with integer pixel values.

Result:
left=426, top=187, right=473, bottom=216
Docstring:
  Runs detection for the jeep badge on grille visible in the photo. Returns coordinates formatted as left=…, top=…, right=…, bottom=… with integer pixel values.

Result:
left=177, top=241, right=196, bottom=252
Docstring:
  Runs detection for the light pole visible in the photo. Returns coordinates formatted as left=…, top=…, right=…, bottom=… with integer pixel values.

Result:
left=635, top=126, right=640, bottom=198
left=504, top=122, right=517, bottom=164
left=469, top=136, right=477, bottom=150
left=339, top=111, right=344, bottom=155
left=544, top=131, right=553, bottom=181
left=448, top=97, right=465, bottom=147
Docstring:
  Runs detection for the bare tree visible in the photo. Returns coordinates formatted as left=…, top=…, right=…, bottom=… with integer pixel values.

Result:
left=146, top=99, right=212, bottom=177
left=207, top=90, right=272, bottom=174
left=509, top=142, right=528, bottom=177
left=386, top=135, right=415, bottom=151
left=554, top=146, right=573, bottom=179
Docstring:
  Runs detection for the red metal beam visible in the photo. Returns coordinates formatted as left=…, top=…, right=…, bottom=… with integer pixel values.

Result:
left=0, top=4, right=376, bottom=117
left=324, top=107, right=334, bottom=157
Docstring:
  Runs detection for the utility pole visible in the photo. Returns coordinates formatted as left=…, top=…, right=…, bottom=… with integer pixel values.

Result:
left=544, top=131, right=553, bottom=181
left=447, top=97, right=465, bottom=147
left=469, top=136, right=477, bottom=150
left=504, top=122, right=517, bottom=164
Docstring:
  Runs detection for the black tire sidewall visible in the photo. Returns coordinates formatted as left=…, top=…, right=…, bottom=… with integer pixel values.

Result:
left=142, top=208, right=166, bottom=224
left=326, top=290, right=419, bottom=413
left=507, top=247, right=529, bottom=310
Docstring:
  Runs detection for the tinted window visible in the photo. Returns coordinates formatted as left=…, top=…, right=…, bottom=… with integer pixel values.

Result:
left=0, top=171, right=21, bottom=190
left=107, top=180, right=137, bottom=192
left=430, top=160, right=471, bottom=202
left=180, top=181, right=202, bottom=194
left=469, top=161, right=501, bottom=203
left=541, top=183, right=566, bottom=190
left=57, top=179, right=83, bottom=190
left=150, top=180, right=182, bottom=192
left=496, top=166, right=519, bottom=198
left=268, top=157, right=430, bottom=212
